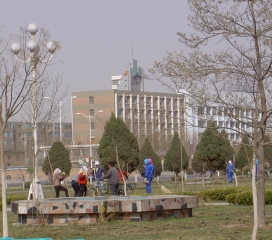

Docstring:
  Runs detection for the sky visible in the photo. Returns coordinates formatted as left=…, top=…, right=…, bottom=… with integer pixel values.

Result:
left=2, top=0, right=191, bottom=121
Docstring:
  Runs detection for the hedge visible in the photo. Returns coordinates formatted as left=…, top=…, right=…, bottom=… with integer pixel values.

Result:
left=0, top=195, right=26, bottom=211
left=198, top=187, right=250, bottom=201
left=199, top=187, right=272, bottom=206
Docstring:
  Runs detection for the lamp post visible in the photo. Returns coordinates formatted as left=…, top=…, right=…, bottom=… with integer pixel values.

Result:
left=76, top=110, right=103, bottom=167
left=11, top=23, right=57, bottom=199
left=44, top=96, right=77, bottom=142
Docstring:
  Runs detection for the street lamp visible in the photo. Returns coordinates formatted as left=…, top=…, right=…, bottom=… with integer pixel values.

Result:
left=76, top=110, right=103, bottom=167
left=44, top=96, right=77, bottom=142
left=11, top=23, right=57, bottom=199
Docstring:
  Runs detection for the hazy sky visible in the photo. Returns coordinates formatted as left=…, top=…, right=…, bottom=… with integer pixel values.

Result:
left=3, top=0, right=191, bottom=121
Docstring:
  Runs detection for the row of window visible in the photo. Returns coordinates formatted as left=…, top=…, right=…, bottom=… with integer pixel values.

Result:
left=197, top=107, right=256, bottom=118
left=117, top=95, right=184, bottom=107
left=118, top=109, right=184, bottom=119
left=130, top=122, right=184, bottom=131
left=198, top=120, right=254, bottom=129
left=3, top=132, right=14, bottom=137
left=4, top=140, right=15, bottom=145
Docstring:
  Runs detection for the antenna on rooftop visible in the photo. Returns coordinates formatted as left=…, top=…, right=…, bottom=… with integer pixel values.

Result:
left=132, top=41, right=134, bottom=61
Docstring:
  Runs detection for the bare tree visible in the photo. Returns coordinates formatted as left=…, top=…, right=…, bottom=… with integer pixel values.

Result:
left=149, top=0, right=272, bottom=236
left=0, top=25, right=60, bottom=237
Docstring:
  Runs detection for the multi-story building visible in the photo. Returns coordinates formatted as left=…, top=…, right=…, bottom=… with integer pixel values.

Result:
left=72, top=60, right=256, bottom=165
left=72, top=60, right=188, bottom=163
left=3, top=121, right=72, bottom=167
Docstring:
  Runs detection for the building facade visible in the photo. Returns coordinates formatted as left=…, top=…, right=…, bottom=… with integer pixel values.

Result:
left=3, top=121, right=72, bottom=167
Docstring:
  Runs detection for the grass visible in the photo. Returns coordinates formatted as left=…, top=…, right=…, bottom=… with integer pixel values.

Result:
left=1, top=176, right=272, bottom=239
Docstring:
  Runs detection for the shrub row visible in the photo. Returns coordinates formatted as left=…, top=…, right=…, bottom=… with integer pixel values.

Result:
left=198, top=187, right=250, bottom=201
left=0, top=195, right=26, bottom=211
left=198, top=187, right=272, bottom=205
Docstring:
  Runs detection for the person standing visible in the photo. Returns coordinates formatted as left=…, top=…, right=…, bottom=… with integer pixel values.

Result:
left=148, top=158, right=155, bottom=179
left=91, top=161, right=104, bottom=190
left=144, top=159, right=154, bottom=194
left=102, top=161, right=119, bottom=195
left=71, top=173, right=80, bottom=197
left=226, top=160, right=234, bottom=183
left=78, top=166, right=88, bottom=196
left=53, top=168, right=69, bottom=198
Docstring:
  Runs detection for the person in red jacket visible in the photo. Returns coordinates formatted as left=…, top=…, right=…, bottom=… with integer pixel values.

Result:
left=78, top=166, right=88, bottom=196
left=118, top=169, right=128, bottom=183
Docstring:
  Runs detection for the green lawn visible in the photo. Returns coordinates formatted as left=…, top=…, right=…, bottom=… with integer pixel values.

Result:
left=1, top=176, right=272, bottom=239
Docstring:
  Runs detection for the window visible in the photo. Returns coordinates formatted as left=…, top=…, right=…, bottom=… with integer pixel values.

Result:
left=4, top=140, right=14, bottom=145
left=159, top=98, right=165, bottom=107
left=117, top=108, right=123, bottom=117
left=112, top=80, right=119, bottom=85
left=160, top=123, right=165, bottom=130
left=179, top=111, right=184, bottom=119
left=198, top=121, right=205, bottom=128
left=63, top=132, right=72, bottom=138
left=23, top=132, right=32, bottom=138
left=198, top=107, right=204, bottom=115
left=90, top=109, right=94, bottom=117
left=51, top=132, right=60, bottom=138
left=146, top=110, right=151, bottom=117
left=153, top=97, right=158, bottom=106
left=89, top=96, right=94, bottom=104
left=117, top=95, right=123, bottom=104
left=3, top=132, right=14, bottom=137
left=139, top=97, right=144, bottom=104
left=206, top=107, right=211, bottom=115
left=63, top=124, right=71, bottom=129
left=153, top=110, right=158, bottom=118
left=146, top=97, right=151, bottom=105
left=6, top=123, right=14, bottom=129
left=52, top=124, right=60, bottom=129
left=166, top=98, right=171, bottom=106
left=132, top=96, right=137, bottom=104
left=24, top=123, right=32, bottom=129
left=125, top=96, right=130, bottom=104
left=132, top=109, right=138, bottom=119
left=90, top=122, right=94, bottom=131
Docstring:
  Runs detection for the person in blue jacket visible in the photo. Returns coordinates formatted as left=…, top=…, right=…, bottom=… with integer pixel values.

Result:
left=226, top=160, right=234, bottom=183
left=144, top=158, right=154, bottom=194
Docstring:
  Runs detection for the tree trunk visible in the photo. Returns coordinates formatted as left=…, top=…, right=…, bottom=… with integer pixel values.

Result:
left=0, top=129, right=8, bottom=236
left=257, top=144, right=266, bottom=227
left=252, top=152, right=258, bottom=240
left=213, top=171, right=215, bottom=185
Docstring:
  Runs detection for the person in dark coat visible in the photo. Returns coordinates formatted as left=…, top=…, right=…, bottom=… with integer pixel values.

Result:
left=102, top=161, right=119, bottom=195
left=71, top=173, right=80, bottom=197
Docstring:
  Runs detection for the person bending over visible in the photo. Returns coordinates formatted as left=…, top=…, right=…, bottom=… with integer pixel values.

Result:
left=53, top=168, right=69, bottom=198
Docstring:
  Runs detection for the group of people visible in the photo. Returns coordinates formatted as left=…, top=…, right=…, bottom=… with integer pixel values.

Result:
left=53, top=157, right=155, bottom=198
left=53, top=161, right=128, bottom=198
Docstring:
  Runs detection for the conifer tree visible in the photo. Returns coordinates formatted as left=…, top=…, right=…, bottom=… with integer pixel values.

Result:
left=97, top=113, right=139, bottom=173
left=139, top=137, right=162, bottom=177
left=220, top=130, right=235, bottom=163
left=192, top=121, right=227, bottom=175
left=42, top=141, right=72, bottom=179
left=236, top=136, right=253, bottom=170
left=164, top=132, right=188, bottom=180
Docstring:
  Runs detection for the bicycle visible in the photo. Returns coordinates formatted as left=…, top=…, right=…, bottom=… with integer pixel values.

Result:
left=87, top=180, right=110, bottom=196
left=87, top=180, right=135, bottom=196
